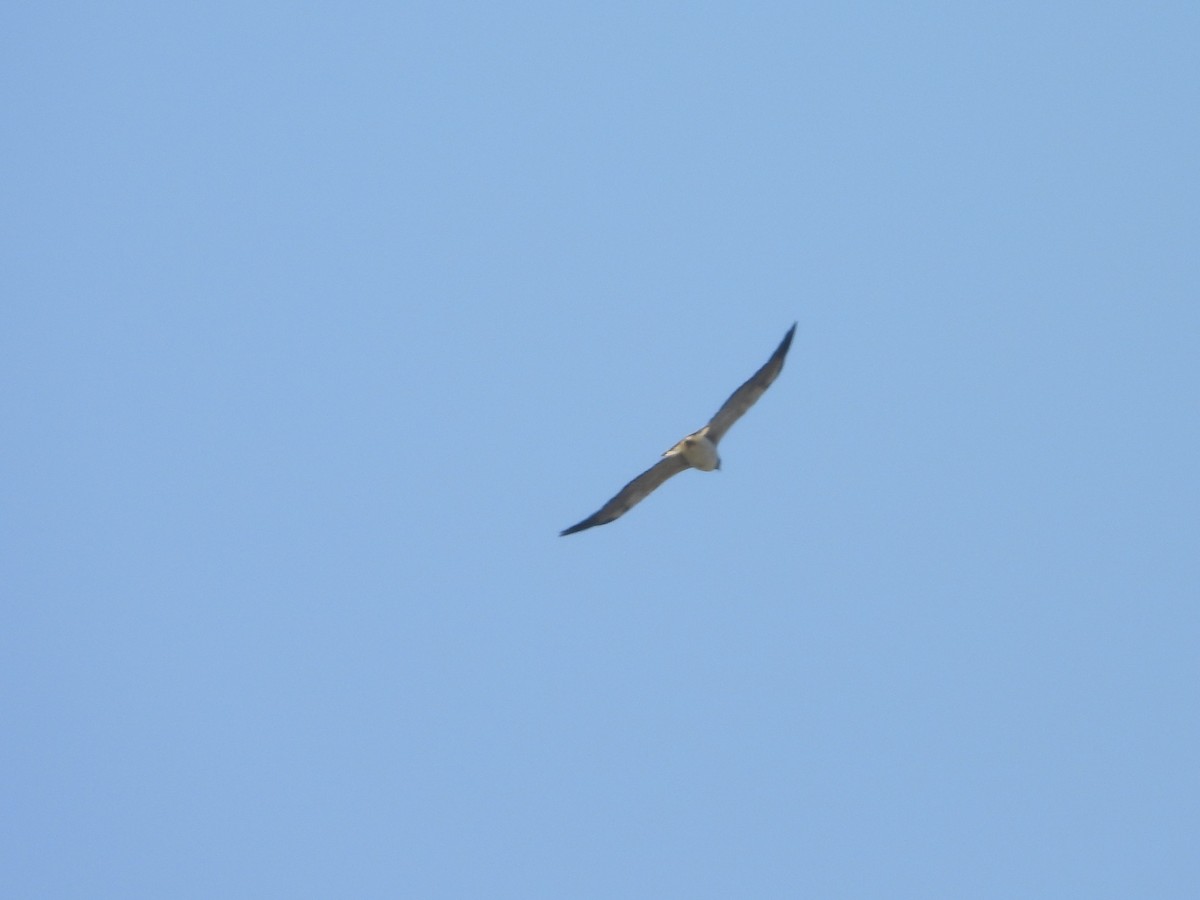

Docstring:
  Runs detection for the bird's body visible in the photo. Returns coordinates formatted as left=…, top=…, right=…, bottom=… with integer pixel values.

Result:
left=560, top=323, right=796, bottom=536
left=668, top=432, right=720, bottom=471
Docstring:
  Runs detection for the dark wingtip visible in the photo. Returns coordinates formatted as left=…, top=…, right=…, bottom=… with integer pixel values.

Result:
left=777, top=322, right=797, bottom=357
left=560, top=513, right=612, bottom=536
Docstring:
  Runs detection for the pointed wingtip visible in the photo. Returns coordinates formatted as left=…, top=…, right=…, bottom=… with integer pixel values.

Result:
left=561, top=513, right=612, bottom=536
left=777, top=322, right=796, bottom=356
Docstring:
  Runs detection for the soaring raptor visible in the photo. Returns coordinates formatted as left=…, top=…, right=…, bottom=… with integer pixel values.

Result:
left=561, top=323, right=796, bottom=536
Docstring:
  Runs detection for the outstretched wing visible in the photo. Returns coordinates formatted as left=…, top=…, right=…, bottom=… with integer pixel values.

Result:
left=701, top=323, right=796, bottom=446
left=560, top=453, right=691, bottom=536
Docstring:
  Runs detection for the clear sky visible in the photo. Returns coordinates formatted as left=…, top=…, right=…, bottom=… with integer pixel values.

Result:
left=4, top=3, right=1198, bottom=897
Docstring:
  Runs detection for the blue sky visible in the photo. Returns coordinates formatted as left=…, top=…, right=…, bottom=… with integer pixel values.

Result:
left=3, top=2, right=1198, bottom=897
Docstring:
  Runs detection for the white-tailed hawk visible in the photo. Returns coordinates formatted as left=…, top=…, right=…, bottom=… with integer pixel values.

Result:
left=561, top=323, right=796, bottom=536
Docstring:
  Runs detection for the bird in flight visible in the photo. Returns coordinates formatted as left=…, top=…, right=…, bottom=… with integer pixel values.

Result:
left=561, top=323, right=796, bottom=536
